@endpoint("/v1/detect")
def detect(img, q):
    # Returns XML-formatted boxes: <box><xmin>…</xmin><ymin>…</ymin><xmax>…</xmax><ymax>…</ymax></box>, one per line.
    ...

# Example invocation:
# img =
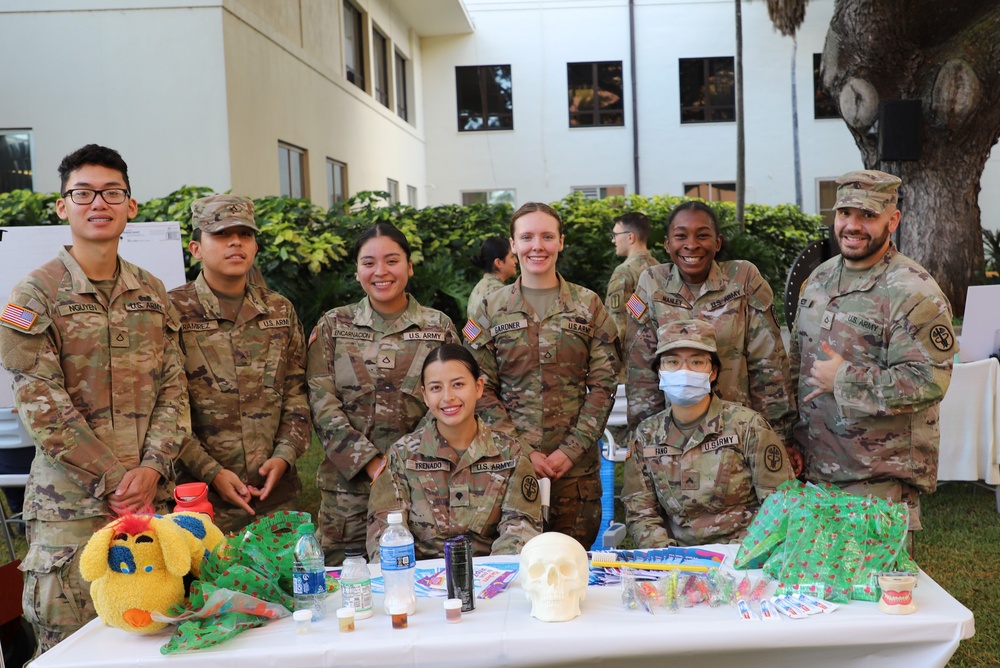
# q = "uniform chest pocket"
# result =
<box><xmin>464</xmin><ymin>470</ymin><xmax>508</xmax><ymax>534</ymax></box>
<box><xmin>335</xmin><ymin>338</ymin><xmax>379</xmax><ymax>404</ymax></box>
<box><xmin>553</xmin><ymin>318</ymin><xmax>593</xmax><ymax>365</ymax></box>
<box><xmin>261</xmin><ymin>325</ymin><xmax>291</xmax><ymax>391</ymax></box>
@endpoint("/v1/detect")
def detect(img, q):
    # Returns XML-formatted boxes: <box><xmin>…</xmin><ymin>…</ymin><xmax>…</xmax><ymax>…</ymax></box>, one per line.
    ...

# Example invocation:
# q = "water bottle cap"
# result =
<box><xmin>345</xmin><ymin>546</ymin><xmax>365</xmax><ymax>558</ymax></box>
<box><xmin>298</xmin><ymin>522</ymin><xmax>315</xmax><ymax>534</ymax></box>
<box><xmin>387</xmin><ymin>512</ymin><xmax>403</xmax><ymax>524</ymax></box>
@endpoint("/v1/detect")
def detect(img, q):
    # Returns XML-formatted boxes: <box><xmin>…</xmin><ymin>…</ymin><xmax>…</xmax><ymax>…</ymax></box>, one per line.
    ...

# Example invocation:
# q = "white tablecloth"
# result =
<box><xmin>28</xmin><ymin>545</ymin><xmax>974</xmax><ymax>668</ymax></box>
<box><xmin>938</xmin><ymin>358</ymin><xmax>1000</xmax><ymax>485</ymax></box>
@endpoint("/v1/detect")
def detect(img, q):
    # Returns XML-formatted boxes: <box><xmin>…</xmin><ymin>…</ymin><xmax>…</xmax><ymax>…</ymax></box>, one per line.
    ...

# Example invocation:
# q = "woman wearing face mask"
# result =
<box><xmin>366</xmin><ymin>344</ymin><xmax>542</xmax><ymax>560</ymax></box>
<box><xmin>622</xmin><ymin>319</ymin><xmax>793</xmax><ymax>547</ymax></box>
<box><xmin>625</xmin><ymin>201</ymin><xmax>801</xmax><ymax>474</ymax></box>
<box><xmin>307</xmin><ymin>223</ymin><xmax>460</xmax><ymax>566</ymax></box>
<box><xmin>468</xmin><ymin>236</ymin><xmax>518</xmax><ymax>320</ymax></box>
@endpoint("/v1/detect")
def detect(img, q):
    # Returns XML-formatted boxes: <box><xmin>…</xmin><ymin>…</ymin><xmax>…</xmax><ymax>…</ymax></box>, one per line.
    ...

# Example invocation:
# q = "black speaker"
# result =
<box><xmin>879</xmin><ymin>100</ymin><xmax>922</xmax><ymax>161</ymax></box>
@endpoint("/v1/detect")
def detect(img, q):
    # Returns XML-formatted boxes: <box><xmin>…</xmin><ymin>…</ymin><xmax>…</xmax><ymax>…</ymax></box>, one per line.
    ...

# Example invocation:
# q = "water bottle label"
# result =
<box><xmin>380</xmin><ymin>543</ymin><xmax>415</xmax><ymax>571</ymax></box>
<box><xmin>342</xmin><ymin>582</ymin><xmax>374</xmax><ymax>612</ymax></box>
<box><xmin>293</xmin><ymin>571</ymin><xmax>326</xmax><ymax>595</ymax></box>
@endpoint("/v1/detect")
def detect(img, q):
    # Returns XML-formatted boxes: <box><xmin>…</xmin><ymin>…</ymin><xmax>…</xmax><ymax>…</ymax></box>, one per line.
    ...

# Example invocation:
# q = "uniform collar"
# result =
<box><xmin>666</xmin><ymin>260</ymin><xmax>726</xmax><ymax>297</ymax></box>
<box><xmin>59</xmin><ymin>246</ymin><xmax>140</xmax><ymax>298</ymax></box>
<box><xmin>668</xmin><ymin>394</ymin><xmax>725</xmax><ymax>453</ymax></box>
<box><xmin>417</xmin><ymin>417</ymin><xmax>502</xmax><ymax>470</ymax></box>
<box><xmin>832</xmin><ymin>241</ymin><xmax>897</xmax><ymax>295</ymax></box>
<box><xmin>503</xmin><ymin>273</ymin><xmax>576</xmax><ymax>319</ymax></box>
<box><xmin>353</xmin><ymin>294</ymin><xmax>421</xmax><ymax>331</ymax></box>
<box><xmin>193</xmin><ymin>272</ymin><xmax>266</xmax><ymax>322</ymax></box>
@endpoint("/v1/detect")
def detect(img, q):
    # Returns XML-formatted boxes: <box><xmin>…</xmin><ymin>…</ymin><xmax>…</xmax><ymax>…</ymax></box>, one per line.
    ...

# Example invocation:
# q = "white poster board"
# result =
<box><xmin>0</xmin><ymin>222</ymin><xmax>187</xmax><ymax>406</ymax></box>
<box><xmin>959</xmin><ymin>284</ymin><xmax>1000</xmax><ymax>363</ymax></box>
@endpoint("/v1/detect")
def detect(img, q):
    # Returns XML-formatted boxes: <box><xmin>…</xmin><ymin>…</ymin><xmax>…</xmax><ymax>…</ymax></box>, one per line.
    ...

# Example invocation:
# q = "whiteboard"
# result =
<box><xmin>0</xmin><ymin>222</ymin><xmax>187</xmax><ymax>406</ymax></box>
<box><xmin>959</xmin><ymin>284</ymin><xmax>1000</xmax><ymax>363</ymax></box>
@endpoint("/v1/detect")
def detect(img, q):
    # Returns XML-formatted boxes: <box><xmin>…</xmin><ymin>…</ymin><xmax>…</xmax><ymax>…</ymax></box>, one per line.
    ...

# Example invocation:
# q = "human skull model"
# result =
<box><xmin>519</xmin><ymin>532</ymin><xmax>589</xmax><ymax>622</ymax></box>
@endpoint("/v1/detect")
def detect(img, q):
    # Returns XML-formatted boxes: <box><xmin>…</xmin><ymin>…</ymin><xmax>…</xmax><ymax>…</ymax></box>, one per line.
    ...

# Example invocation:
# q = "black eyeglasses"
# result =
<box><xmin>609</xmin><ymin>230</ymin><xmax>631</xmax><ymax>242</ymax></box>
<box><xmin>62</xmin><ymin>188</ymin><xmax>130</xmax><ymax>205</ymax></box>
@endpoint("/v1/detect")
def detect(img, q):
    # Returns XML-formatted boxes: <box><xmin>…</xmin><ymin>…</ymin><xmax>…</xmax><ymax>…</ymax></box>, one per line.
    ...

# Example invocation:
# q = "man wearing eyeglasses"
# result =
<box><xmin>605</xmin><ymin>212</ymin><xmax>658</xmax><ymax>345</ymax></box>
<box><xmin>0</xmin><ymin>144</ymin><xmax>189</xmax><ymax>652</ymax></box>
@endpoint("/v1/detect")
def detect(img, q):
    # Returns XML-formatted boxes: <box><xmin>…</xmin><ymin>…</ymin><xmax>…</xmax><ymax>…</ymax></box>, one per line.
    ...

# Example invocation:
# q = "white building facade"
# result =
<box><xmin>1</xmin><ymin>0</ymin><xmax>997</xmax><ymax>227</ymax></box>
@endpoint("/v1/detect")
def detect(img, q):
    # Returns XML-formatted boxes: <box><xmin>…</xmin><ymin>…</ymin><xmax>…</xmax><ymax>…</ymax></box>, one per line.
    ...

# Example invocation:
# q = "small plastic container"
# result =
<box><xmin>390</xmin><ymin>603</ymin><xmax>408</xmax><ymax>629</ymax></box>
<box><xmin>293</xmin><ymin>609</ymin><xmax>313</xmax><ymax>634</ymax></box>
<box><xmin>337</xmin><ymin>607</ymin><xmax>356</xmax><ymax>632</ymax></box>
<box><xmin>444</xmin><ymin>598</ymin><xmax>462</xmax><ymax>623</ymax></box>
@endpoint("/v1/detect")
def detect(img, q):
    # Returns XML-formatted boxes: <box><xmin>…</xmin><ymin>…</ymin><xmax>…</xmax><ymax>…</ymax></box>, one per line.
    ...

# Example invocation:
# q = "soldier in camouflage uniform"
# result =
<box><xmin>308</xmin><ymin>223</ymin><xmax>459</xmax><ymax>565</ymax></box>
<box><xmin>0</xmin><ymin>145</ymin><xmax>189</xmax><ymax>652</ymax></box>
<box><xmin>170</xmin><ymin>195</ymin><xmax>311</xmax><ymax>535</ymax></box>
<box><xmin>622</xmin><ymin>320</ymin><xmax>792</xmax><ymax>547</ymax></box>
<box><xmin>367</xmin><ymin>344</ymin><xmax>541</xmax><ymax>560</ymax></box>
<box><xmin>606</xmin><ymin>212</ymin><xmax>658</xmax><ymax>345</ymax></box>
<box><xmin>467</xmin><ymin>236</ymin><xmax>517</xmax><ymax>321</ymax></box>
<box><xmin>465</xmin><ymin>203</ymin><xmax>619</xmax><ymax>549</ymax></box>
<box><xmin>625</xmin><ymin>201</ymin><xmax>798</xmax><ymax>470</ymax></box>
<box><xmin>790</xmin><ymin>170</ymin><xmax>956</xmax><ymax>530</ymax></box>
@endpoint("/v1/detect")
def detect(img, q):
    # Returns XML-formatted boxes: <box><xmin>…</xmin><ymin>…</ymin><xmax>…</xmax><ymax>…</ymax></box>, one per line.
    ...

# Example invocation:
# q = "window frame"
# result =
<box><xmin>567</xmin><ymin>60</ymin><xmax>625</xmax><ymax>128</ymax></box>
<box><xmin>372</xmin><ymin>27</ymin><xmax>390</xmax><ymax>108</ymax></box>
<box><xmin>278</xmin><ymin>142</ymin><xmax>308</xmax><ymax>199</ymax></box>
<box><xmin>461</xmin><ymin>189</ymin><xmax>516</xmax><ymax>207</ymax></box>
<box><xmin>326</xmin><ymin>158</ymin><xmax>348</xmax><ymax>208</ymax></box>
<box><xmin>455</xmin><ymin>65</ymin><xmax>514</xmax><ymax>133</ymax></box>
<box><xmin>395</xmin><ymin>50</ymin><xmax>410</xmax><ymax>122</ymax></box>
<box><xmin>678</xmin><ymin>56</ymin><xmax>736</xmax><ymax>124</ymax></box>
<box><xmin>386</xmin><ymin>178</ymin><xmax>399</xmax><ymax>204</ymax></box>
<box><xmin>570</xmin><ymin>185</ymin><xmax>626</xmax><ymax>200</ymax></box>
<box><xmin>683</xmin><ymin>182</ymin><xmax>736</xmax><ymax>202</ymax></box>
<box><xmin>344</xmin><ymin>0</ymin><xmax>366</xmax><ymax>92</ymax></box>
<box><xmin>0</xmin><ymin>129</ymin><xmax>33</xmax><ymax>193</ymax></box>
<box><xmin>406</xmin><ymin>185</ymin><xmax>418</xmax><ymax>207</ymax></box>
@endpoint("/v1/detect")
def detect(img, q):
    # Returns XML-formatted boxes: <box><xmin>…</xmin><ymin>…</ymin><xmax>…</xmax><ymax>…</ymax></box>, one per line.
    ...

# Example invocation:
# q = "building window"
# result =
<box><xmin>813</xmin><ymin>54</ymin><xmax>839</xmax><ymax>119</ymax></box>
<box><xmin>407</xmin><ymin>185</ymin><xmax>418</xmax><ymax>206</ymax></box>
<box><xmin>571</xmin><ymin>185</ymin><xmax>626</xmax><ymax>199</ymax></box>
<box><xmin>395</xmin><ymin>51</ymin><xmax>410</xmax><ymax>122</ymax></box>
<box><xmin>679</xmin><ymin>57</ymin><xmax>735</xmax><ymax>123</ymax></box>
<box><xmin>326</xmin><ymin>158</ymin><xmax>348</xmax><ymax>207</ymax></box>
<box><xmin>387</xmin><ymin>178</ymin><xmax>399</xmax><ymax>204</ymax></box>
<box><xmin>461</xmin><ymin>189</ymin><xmax>516</xmax><ymax>207</ymax></box>
<box><xmin>0</xmin><ymin>131</ymin><xmax>32</xmax><ymax>192</ymax></box>
<box><xmin>278</xmin><ymin>142</ymin><xmax>307</xmax><ymax>198</ymax></box>
<box><xmin>684</xmin><ymin>182</ymin><xmax>736</xmax><ymax>202</ymax></box>
<box><xmin>344</xmin><ymin>1</ymin><xmax>365</xmax><ymax>91</ymax></box>
<box><xmin>817</xmin><ymin>178</ymin><xmax>838</xmax><ymax>227</ymax></box>
<box><xmin>567</xmin><ymin>61</ymin><xmax>624</xmax><ymax>127</ymax></box>
<box><xmin>373</xmin><ymin>28</ymin><xmax>389</xmax><ymax>108</ymax></box>
<box><xmin>456</xmin><ymin>65</ymin><xmax>513</xmax><ymax>132</ymax></box>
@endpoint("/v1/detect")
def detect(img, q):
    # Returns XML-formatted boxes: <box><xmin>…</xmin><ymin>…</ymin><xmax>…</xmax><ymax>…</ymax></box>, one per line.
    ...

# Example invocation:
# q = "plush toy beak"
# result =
<box><xmin>123</xmin><ymin>609</ymin><xmax>154</xmax><ymax>629</ymax></box>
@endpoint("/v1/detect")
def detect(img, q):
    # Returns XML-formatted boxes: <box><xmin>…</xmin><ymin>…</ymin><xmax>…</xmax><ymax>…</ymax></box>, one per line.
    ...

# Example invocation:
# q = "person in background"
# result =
<box><xmin>465</xmin><ymin>202</ymin><xmax>619</xmax><ymax>549</ymax></box>
<box><xmin>0</xmin><ymin>144</ymin><xmax>189</xmax><ymax>652</ymax></box>
<box><xmin>790</xmin><ymin>170</ymin><xmax>956</xmax><ymax>531</ymax></box>
<box><xmin>606</xmin><ymin>212</ymin><xmax>658</xmax><ymax>344</ymax></box>
<box><xmin>622</xmin><ymin>320</ymin><xmax>792</xmax><ymax>547</ymax></box>
<box><xmin>366</xmin><ymin>343</ymin><xmax>541</xmax><ymax>560</ymax></box>
<box><xmin>467</xmin><ymin>236</ymin><xmax>518</xmax><ymax>321</ymax></box>
<box><xmin>170</xmin><ymin>195</ymin><xmax>310</xmax><ymax>535</ymax></box>
<box><xmin>307</xmin><ymin>223</ymin><xmax>459</xmax><ymax>565</ymax></box>
<box><xmin>625</xmin><ymin>200</ymin><xmax>800</xmax><ymax>474</ymax></box>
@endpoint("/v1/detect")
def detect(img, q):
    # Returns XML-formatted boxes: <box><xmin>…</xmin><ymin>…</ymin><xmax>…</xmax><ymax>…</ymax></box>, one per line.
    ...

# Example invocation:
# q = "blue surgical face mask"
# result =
<box><xmin>658</xmin><ymin>369</ymin><xmax>712</xmax><ymax>406</ymax></box>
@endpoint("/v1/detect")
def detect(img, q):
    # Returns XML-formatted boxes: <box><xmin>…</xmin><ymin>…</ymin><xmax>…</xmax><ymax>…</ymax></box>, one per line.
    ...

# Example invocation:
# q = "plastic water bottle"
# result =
<box><xmin>379</xmin><ymin>512</ymin><xmax>416</xmax><ymax>616</ymax></box>
<box><xmin>341</xmin><ymin>547</ymin><xmax>374</xmax><ymax>619</ymax></box>
<box><xmin>292</xmin><ymin>522</ymin><xmax>327</xmax><ymax>620</ymax></box>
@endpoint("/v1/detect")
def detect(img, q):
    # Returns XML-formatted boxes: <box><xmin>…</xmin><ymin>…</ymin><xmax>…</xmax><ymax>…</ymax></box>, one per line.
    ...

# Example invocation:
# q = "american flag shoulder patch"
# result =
<box><xmin>463</xmin><ymin>318</ymin><xmax>483</xmax><ymax>342</ymax></box>
<box><xmin>307</xmin><ymin>325</ymin><xmax>319</xmax><ymax>346</ymax></box>
<box><xmin>1</xmin><ymin>302</ymin><xmax>38</xmax><ymax>330</ymax></box>
<box><xmin>626</xmin><ymin>293</ymin><xmax>647</xmax><ymax>321</ymax></box>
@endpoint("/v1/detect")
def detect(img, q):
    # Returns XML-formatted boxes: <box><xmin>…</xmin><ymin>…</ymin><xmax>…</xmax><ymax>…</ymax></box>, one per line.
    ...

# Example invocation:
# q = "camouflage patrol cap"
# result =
<box><xmin>655</xmin><ymin>319</ymin><xmax>717</xmax><ymax>356</ymax></box>
<box><xmin>191</xmin><ymin>194</ymin><xmax>259</xmax><ymax>233</ymax></box>
<box><xmin>834</xmin><ymin>170</ymin><xmax>902</xmax><ymax>215</ymax></box>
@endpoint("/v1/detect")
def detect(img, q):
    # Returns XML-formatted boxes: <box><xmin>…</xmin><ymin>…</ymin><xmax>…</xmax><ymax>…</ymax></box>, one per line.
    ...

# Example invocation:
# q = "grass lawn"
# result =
<box><xmin>2</xmin><ymin>444</ymin><xmax>995</xmax><ymax>666</ymax></box>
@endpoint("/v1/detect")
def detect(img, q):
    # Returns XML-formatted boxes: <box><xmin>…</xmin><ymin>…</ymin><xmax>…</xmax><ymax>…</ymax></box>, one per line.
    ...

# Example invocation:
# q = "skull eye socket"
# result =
<box><xmin>527</xmin><ymin>562</ymin><xmax>546</xmax><ymax>579</ymax></box>
<box><xmin>557</xmin><ymin>561</ymin><xmax>576</xmax><ymax>578</ymax></box>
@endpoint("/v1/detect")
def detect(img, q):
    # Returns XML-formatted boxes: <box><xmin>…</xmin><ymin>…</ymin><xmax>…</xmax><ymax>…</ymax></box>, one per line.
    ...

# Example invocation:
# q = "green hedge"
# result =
<box><xmin>0</xmin><ymin>188</ymin><xmax>826</xmax><ymax>330</ymax></box>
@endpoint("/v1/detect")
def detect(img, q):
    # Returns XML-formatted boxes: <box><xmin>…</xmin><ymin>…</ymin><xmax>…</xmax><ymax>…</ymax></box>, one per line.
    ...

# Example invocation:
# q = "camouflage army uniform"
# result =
<box><xmin>625</xmin><ymin>261</ymin><xmax>797</xmax><ymax>446</ymax></box>
<box><xmin>605</xmin><ymin>250</ymin><xmax>658</xmax><ymax>344</ymax></box>
<box><xmin>307</xmin><ymin>295</ymin><xmax>459</xmax><ymax>565</ymax></box>
<box><xmin>366</xmin><ymin>417</ymin><xmax>542</xmax><ymax>560</ymax></box>
<box><xmin>622</xmin><ymin>396</ymin><xmax>792</xmax><ymax>547</ymax></box>
<box><xmin>170</xmin><ymin>272</ymin><xmax>311</xmax><ymax>534</ymax></box>
<box><xmin>465</xmin><ymin>275</ymin><xmax>620</xmax><ymax>547</ymax></box>
<box><xmin>790</xmin><ymin>242</ymin><xmax>956</xmax><ymax>528</ymax></box>
<box><xmin>0</xmin><ymin>247</ymin><xmax>188</xmax><ymax>650</ymax></box>
<box><xmin>467</xmin><ymin>273</ymin><xmax>505</xmax><ymax>322</ymax></box>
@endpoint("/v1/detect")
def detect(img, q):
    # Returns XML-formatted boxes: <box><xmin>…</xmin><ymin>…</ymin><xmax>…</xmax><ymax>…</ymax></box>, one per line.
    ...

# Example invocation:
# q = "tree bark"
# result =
<box><xmin>820</xmin><ymin>0</ymin><xmax>1000</xmax><ymax>314</ymax></box>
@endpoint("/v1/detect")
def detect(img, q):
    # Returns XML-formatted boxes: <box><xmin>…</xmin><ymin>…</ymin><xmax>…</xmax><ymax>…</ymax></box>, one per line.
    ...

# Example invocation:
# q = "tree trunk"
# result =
<box><xmin>820</xmin><ymin>0</ymin><xmax>1000</xmax><ymax>315</ymax></box>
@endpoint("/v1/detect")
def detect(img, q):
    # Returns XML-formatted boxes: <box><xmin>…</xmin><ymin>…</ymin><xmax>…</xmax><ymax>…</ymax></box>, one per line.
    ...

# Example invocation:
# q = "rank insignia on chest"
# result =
<box><xmin>681</xmin><ymin>472</ymin><xmax>700</xmax><ymax>490</ymax></box>
<box><xmin>463</xmin><ymin>318</ymin><xmax>482</xmax><ymax>342</ymax></box>
<box><xmin>626</xmin><ymin>293</ymin><xmax>647</xmax><ymax>320</ymax></box>
<box><xmin>1</xmin><ymin>302</ymin><xmax>38</xmax><ymax>330</ymax></box>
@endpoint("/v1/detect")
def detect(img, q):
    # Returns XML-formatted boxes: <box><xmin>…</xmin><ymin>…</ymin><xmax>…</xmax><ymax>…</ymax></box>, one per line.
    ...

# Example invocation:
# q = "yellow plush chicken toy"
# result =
<box><xmin>79</xmin><ymin>511</ymin><xmax>225</xmax><ymax>633</ymax></box>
